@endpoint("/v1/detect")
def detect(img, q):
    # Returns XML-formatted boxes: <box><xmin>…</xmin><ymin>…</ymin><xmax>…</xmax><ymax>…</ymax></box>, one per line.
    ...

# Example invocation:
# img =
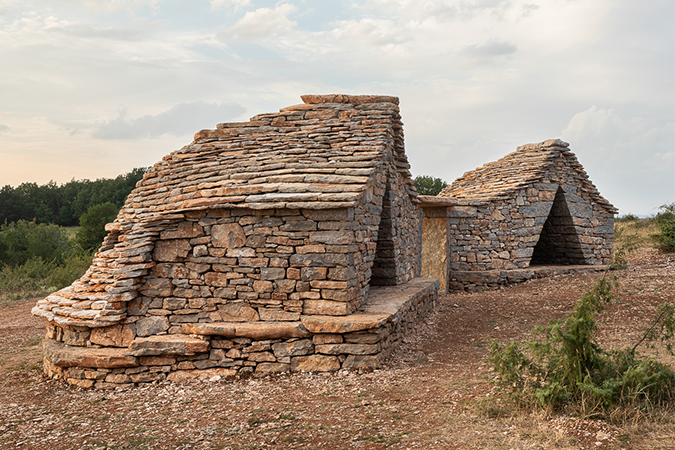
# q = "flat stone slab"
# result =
<box><xmin>452</xmin><ymin>265</ymin><xmax>608</xmax><ymax>284</ymax></box>
<box><xmin>129</xmin><ymin>335</ymin><xmax>210</xmax><ymax>356</ymax></box>
<box><xmin>301</xmin><ymin>278</ymin><xmax>439</xmax><ymax>333</ymax></box>
<box><xmin>44</xmin><ymin>340</ymin><xmax>138</xmax><ymax>369</ymax></box>
<box><xmin>182</xmin><ymin>322</ymin><xmax>310</xmax><ymax>339</ymax></box>
<box><xmin>359</xmin><ymin>278</ymin><xmax>439</xmax><ymax>315</ymax></box>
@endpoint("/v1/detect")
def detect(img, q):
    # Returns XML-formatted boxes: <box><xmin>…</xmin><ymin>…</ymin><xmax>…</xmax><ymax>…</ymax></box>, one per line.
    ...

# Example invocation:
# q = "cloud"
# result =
<box><xmin>73</xmin><ymin>0</ymin><xmax>158</xmax><ymax>14</ymax></box>
<box><xmin>461</xmin><ymin>39</ymin><xmax>517</xmax><ymax>58</ymax></box>
<box><xmin>218</xmin><ymin>3</ymin><xmax>297</xmax><ymax>41</ymax></box>
<box><xmin>45</xmin><ymin>23</ymin><xmax>146</xmax><ymax>41</ymax></box>
<box><xmin>0</xmin><ymin>124</ymin><xmax>9</xmax><ymax>132</ymax></box>
<box><xmin>92</xmin><ymin>101</ymin><xmax>246</xmax><ymax>140</ymax></box>
<box><xmin>330</xmin><ymin>18</ymin><xmax>403</xmax><ymax>46</ymax></box>
<box><xmin>560</xmin><ymin>105</ymin><xmax>675</xmax><ymax>213</ymax></box>
<box><xmin>210</xmin><ymin>0</ymin><xmax>251</xmax><ymax>11</ymax></box>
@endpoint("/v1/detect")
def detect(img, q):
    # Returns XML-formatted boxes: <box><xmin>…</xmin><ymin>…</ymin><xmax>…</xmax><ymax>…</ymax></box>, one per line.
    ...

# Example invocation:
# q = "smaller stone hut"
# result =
<box><xmin>435</xmin><ymin>139</ymin><xmax>617</xmax><ymax>291</ymax></box>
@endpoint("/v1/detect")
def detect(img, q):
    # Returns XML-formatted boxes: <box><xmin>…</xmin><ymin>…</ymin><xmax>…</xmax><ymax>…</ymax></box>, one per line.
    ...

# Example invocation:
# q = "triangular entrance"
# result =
<box><xmin>371</xmin><ymin>173</ymin><xmax>396</xmax><ymax>286</ymax></box>
<box><xmin>530</xmin><ymin>187</ymin><xmax>587</xmax><ymax>265</ymax></box>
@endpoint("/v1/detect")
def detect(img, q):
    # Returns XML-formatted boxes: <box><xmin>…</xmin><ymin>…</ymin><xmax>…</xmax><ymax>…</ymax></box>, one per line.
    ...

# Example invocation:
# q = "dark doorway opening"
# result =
<box><xmin>371</xmin><ymin>173</ymin><xmax>397</xmax><ymax>286</ymax></box>
<box><xmin>530</xmin><ymin>187</ymin><xmax>587</xmax><ymax>265</ymax></box>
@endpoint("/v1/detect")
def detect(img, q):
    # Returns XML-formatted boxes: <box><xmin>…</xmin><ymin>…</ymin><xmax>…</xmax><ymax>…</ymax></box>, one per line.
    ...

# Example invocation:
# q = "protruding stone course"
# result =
<box><xmin>40</xmin><ymin>278</ymin><xmax>438</xmax><ymax>388</ymax></box>
<box><xmin>431</xmin><ymin>139</ymin><xmax>616</xmax><ymax>292</ymax></box>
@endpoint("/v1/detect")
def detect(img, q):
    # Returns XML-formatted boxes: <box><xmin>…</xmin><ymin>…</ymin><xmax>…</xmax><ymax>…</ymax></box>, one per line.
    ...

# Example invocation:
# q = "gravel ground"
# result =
<box><xmin>0</xmin><ymin>248</ymin><xmax>673</xmax><ymax>450</ymax></box>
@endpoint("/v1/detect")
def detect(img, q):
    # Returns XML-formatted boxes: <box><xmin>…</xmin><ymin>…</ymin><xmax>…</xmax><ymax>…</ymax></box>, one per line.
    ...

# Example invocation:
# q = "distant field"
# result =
<box><xmin>64</xmin><ymin>226</ymin><xmax>80</xmax><ymax>239</ymax></box>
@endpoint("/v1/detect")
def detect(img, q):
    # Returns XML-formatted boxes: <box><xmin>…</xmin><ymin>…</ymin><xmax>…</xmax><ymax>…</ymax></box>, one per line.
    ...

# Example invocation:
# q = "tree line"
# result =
<box><xmin>0</xmin><ymin>168</ymin><xmax>146</xmax><ymax>226</ymax></box>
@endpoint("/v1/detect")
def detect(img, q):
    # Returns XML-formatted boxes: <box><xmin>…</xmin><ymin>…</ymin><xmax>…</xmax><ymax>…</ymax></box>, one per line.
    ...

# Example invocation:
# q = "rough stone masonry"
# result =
<box><xmin>32</xmin><ymin>96</ymin><xmax>616</xmax><ymax>388</ymax></box>
<box><xmin>32</xmin><ymin>94</ymin><xmax>439</xmax><ymax>388</ymax></box>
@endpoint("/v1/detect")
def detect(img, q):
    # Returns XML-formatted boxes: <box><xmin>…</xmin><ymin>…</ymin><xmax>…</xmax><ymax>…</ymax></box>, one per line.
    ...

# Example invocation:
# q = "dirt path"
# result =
<box><xmin>0</xmin><ymin>249</ymin><xmax>673</xmax><ymax>450</ymax></box>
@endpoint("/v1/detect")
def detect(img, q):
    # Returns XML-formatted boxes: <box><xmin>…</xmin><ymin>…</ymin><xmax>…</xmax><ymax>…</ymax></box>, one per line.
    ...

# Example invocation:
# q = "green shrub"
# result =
<box><xmin>489</xmin><ymin>276</ymin><xmax>675</xmax><ymax>417</ymax></box>
<box><xmin>0</xmin><ymin>220</ymin><xmax>74</xmax><ymax>266</ymax></box>
<box><xmin>413</xmin><ymin>175</ymin><xmax>448</xmax><ymax>196</ymax></box>
<box><xmin>0</xmin><ymin>221</ymin><xmax>92</xmax><ymax>301</ymax></box>
<box><xmin>652</xmin><ymin>202</ymin><xmax>675</xmax><ymax>252</ymax></box>
<box><xmin>616</xmin><ymin>213</ymin><xmax>640</xmax><ymax>222</ymax></box>
<box><xmin>76</xmin><ymin>202</ymin><xmax>120</xmax><ymax>252</ymax></box>
<box><xmin>0</xmin><ymin>254</ymin><xmax>92</xmax><ymax>301</ymax></box>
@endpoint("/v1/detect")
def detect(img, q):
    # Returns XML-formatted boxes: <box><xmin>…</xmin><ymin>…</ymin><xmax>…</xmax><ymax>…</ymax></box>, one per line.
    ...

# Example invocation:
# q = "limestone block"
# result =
<box><xmin>253</xmin><ymin>280</ymin><xmax>273</xmax><ymax>293</ymax></box>
<box><xmin>182</xmin><ymin>322</ymin><xmax>310</xmax><ymax>339</ymax></box>
<box><xmin>135</xmin><ymin>316</ymin><xmax>170</xmax><ymax>337</ymax></box>
<box><xmin>296</xmin><ymin>244</ymin><xmax>326</xmax><ymax>254</ymax></box>
<box><xmin>301</xmin><ymin>314</ymin><xmax>387</xmax><ymax>334</ymax></box>
<box><xmin>260</xmin><ymin>267</ymin><xmax>286</xmax><ymax>280</ymax></box>
<box><xmin>193</xmin><ymin>245</ymin><xmax>208</xmax><ymax>257</ymax></box>
<box><xmin>448</xmin><ymin>206</ymin><xmax>477</xmax><ymax>218</ymax></box>
<box><xmin>160</xmin><ymin>222</ymin><xmax>204</xmax><ymax>239</ymax></box>
<box><xmin>44</xmin><ymin>340</ymin><xmax>138</xmax><ymax>369</ymax></box>
<box><xmin>272</xmin><ymin>339</ymin><xmax>314</xmax><ymax>358</ymax></box>
<box><xmin>343</xmin><ymin>332</ymin><xmax>381</xmax><ymax>344</ymax></box>
<box><xmin>163</xmin><ymin>298</ymin><xmax>187</xmax><ymax>310</ymax></box>
<box><xmin>258</xmin><ymin>308</ymin><xmax>300</xmax><ymax>321</ymax></box>
<box><xmin>226</xmin><ymin>247</ymin><xmax>256</xmax><ymax>258</ymax></box>
<box><xmin>63</xmin><ymin>327</ymin><xmax>91</xmax><ymax>347</ymax></box>
<box><xmin>154</xmin><ymin>240</ymin><xmax>191</xmax><ymax>262</ymax></box>
<box><xmin>139</xmin><ymin>278</ymin><xmax>173</xmax><ymax>297</ymax></box>
<box><xmin>105</xmin><ymin>373</ymin><xmax>131</xmax><ymax>384</ymax></box>
<box><xmin>247</xmin><ymin>352</ymin><xmax>276</xmax><ymax>362</ymax></box>
<box><xmin>301</xmin><ymin>267</ymin><xmax>327</xmax><ymax>281</ymax></box>
<box><xmin>291</xmin><ymin>355</ymin><xmax>340</xmax><ymax>372</ymax></box>
<box><xmin>312</xmin><ymin>334</ymin><xmax>343</xmax><ymax>345</ymax></box>
<box><xmin>290</xmin><ymin>253</ymin><xmax>349</xmax><ymax>267</ymax></box>
<box><xmin>217</xmin><ymin>303</ymin><xmax>259</xmax><ymax>322</ymax></box>
<box><xmin>309</xmin><ymin>231</ymin><xmax>352</xmax><ymax>245</ymax></box>
<box><xmin>274</xmin><ymin>279</ymin><xmax>296</xmax><ymax>294</ymax></box>
<box><xmin>90</xmin><ymin>324</ymin><xmax>135</xmax><ymax>347</ymax></box>
<box><xmin>315</xmin><ymin>343</ymin><xmax>379</xmax><ymax>355</ymax></box>
<box><xmin>130</xmin><ymin>372</ymin><xmax>165</xmax><ymax>383</ymax></box>
<box><xmin>212</xmin><ymin>224</ymin><xmax>246</xmax><ymax>248</ymax></box>
<box><xmin>303</xmin><ymin>300</ymin><xmax>350</xmax><ymax>316</ymax></box>
<box><xmin>139</xmin><ymin>356</ymin><xmax>176</xmax><ymax>365</ymax></box>
<box><xmin>129</xmin><ymin>334</ymin><xmax>209</xmax><ymax>356</ymax></box>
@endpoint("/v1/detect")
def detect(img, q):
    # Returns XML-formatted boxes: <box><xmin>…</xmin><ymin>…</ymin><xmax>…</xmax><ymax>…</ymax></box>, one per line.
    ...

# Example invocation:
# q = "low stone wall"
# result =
<box><xmin>448</xmin><ymin>265</ymin><xmax>608</xmax><ymax>292</ymax></box>
<box><xmin>41</xmin><ymin>278</ymin><xmax>438</xmax><ymax>388</ymax></box>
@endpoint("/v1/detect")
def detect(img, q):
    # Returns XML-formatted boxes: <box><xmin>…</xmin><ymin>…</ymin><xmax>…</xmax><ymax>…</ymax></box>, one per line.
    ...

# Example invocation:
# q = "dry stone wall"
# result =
<box><xmin>32</xmin><ymin>94</ymin><xmax>434</xmax><ymax>387</ymax></box>
<box><xmin>41</xmin><ymin>280</ymin><xmax>438</xmax><ymax>388</ymax></box>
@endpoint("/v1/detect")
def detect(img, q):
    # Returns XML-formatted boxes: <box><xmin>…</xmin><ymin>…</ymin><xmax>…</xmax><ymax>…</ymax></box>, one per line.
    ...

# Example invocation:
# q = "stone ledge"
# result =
<box><xmin>44</xmin><ymin>340</ymin><xmax>138</xmax><ymax>369</ymax></box>
<box><xmin>300</xmin><ymin>278</ymin><xmax>439</xmax><ymax>333</ymax></box>
<box><xmin>182</xmin><ymin>322</ymin><xmax>311</xmax><ymax>339</ymax></box>
<box><xmin>449</xmin><ymin>265</ymin><xmax>608</xmax><ymax>291</ymax></box>
<box><xmin>129</xmin><ymin>335</ymin><xmax>210</xmax><ymax>356</ymax></box>
<box><xmin>41</xmin><ymin>277</ymin><xmax>439</xmax><ymax>386</ymax></box>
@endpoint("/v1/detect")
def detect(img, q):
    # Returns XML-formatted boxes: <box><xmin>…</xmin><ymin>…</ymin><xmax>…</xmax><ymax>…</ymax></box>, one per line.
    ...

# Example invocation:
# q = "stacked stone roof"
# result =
<box><xmin>32</xmin><ymin>94</ymin><xmax>416</xmax><ymax>329</ymax></box>
<box><xmin>439</xmin><ymin>139</ymin><xmax>618</xmax><ymax>214</ymax></box>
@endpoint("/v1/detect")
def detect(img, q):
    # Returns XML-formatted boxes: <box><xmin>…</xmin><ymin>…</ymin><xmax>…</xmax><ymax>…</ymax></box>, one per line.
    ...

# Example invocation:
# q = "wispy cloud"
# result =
<box><xmin>92</xmin><ymin>101</ymin><xmax>246</xmax><ymax>140</ymax></box>
<box><xmin>210</xmin><ymin>0</ymin><xmax>251</xmax><ymax>11</ymax></box>
<box><xmin>218</xmin><ymin>3</ymin><xmax>297</xmax><ymax>41</ymax></box>
<box><xmin>45</xmin><ymin>23</ymin><xmax>147</xmax><ymax>41</ymax></box>
<box><xmin>461</xmin><ymin>39</ymin><xmax>517</xmax><ymax>58</ymax></box>
<box><xmin>0</xmin><ymin>124</ymin><xmax>9</xmax><ymax>132</ymax></box>
<box><xmin>73</xmin><ymin>0</ymin><xmax>159</xmax><ymax>14</ymax></box>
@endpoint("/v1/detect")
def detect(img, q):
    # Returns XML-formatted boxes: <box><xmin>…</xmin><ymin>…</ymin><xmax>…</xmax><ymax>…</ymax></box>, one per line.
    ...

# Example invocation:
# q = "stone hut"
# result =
<box><xmin>435</xmin><ymin>139</ymin><xmax>617</xmax><ymax>292</ymax></box>
<box><xmin>32</xmin><ymin>94</ymin><xmax>439</xmax><ymax>388</ymax></box>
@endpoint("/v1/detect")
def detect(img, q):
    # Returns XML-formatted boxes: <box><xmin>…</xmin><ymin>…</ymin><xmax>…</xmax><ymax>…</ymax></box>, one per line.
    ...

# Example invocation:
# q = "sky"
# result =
<box><xmin>0</xmin><ymin>0</ymin><xmax>673</xmax><ymax>216</ymax></box>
